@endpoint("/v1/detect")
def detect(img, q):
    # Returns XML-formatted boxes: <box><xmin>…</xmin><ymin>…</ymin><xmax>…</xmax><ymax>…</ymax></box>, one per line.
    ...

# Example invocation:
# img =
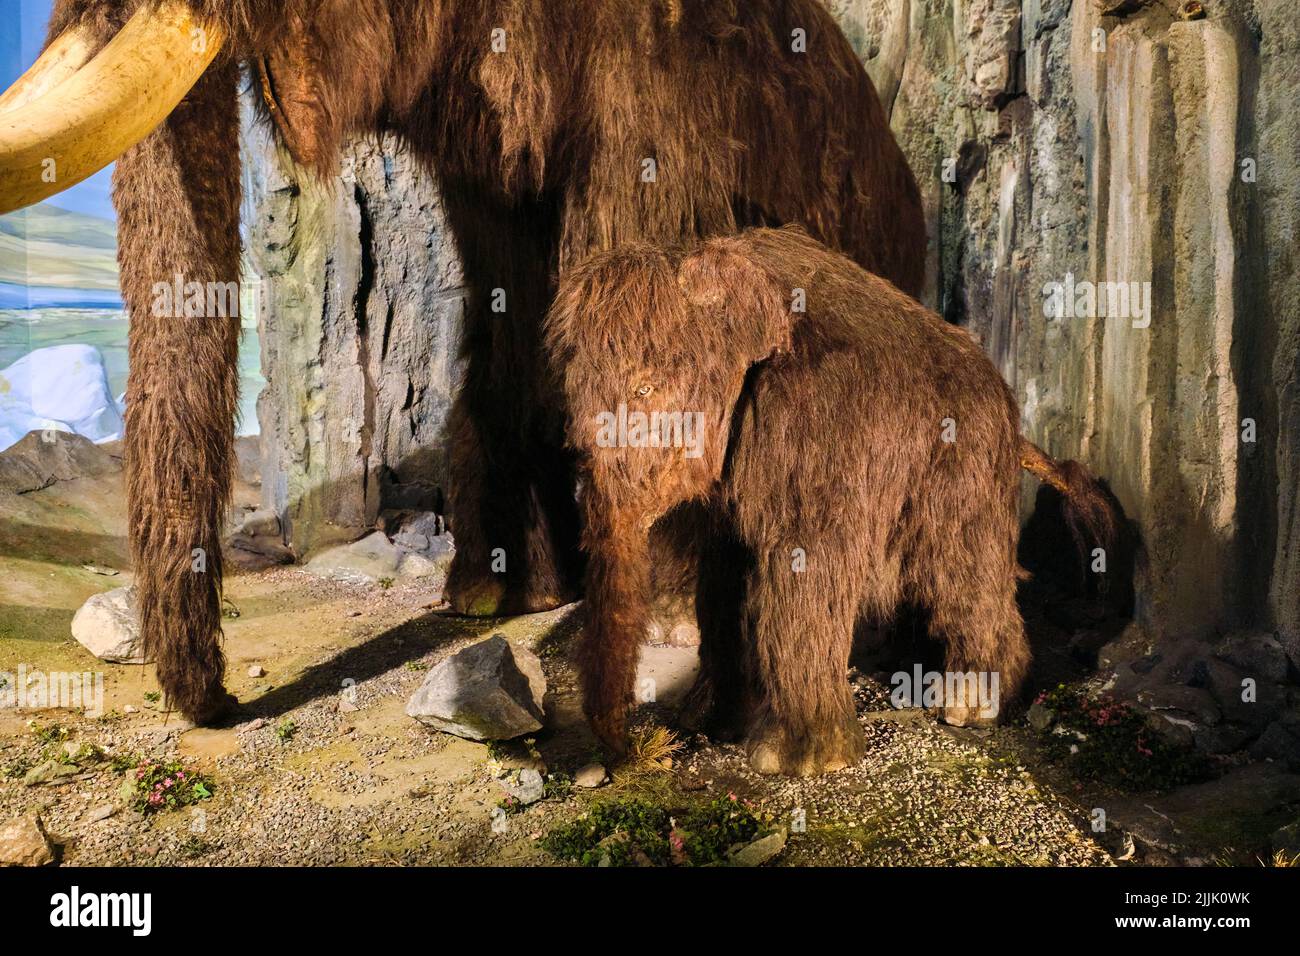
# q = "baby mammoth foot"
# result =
<box><xmin>939</xmin><ymin>704</ymin><xmax>1000</xmax><ymax>729</ymax></box>
<box><xmin>645</xmin><ymin>617</ymin><xmax>701</xmax><ymax>647</ymax></box>
<box><xmin>745</xmin><ymin>718</ymin><xmax>865</xmax><ymax>777</ymax></box>
<box><xmin>643</xmin><ymin>593</ymin><xmax>701</xmax><ymax>647</ymax></box>
<box><xmin>444</xmin><ymin>569</ymin><xmax>508</xmax><ymax>616</ymax></box>
<box><xmin>677</xmin><ymin>677</ymin><xmax>745</xmax><ymax>742</ymax></box>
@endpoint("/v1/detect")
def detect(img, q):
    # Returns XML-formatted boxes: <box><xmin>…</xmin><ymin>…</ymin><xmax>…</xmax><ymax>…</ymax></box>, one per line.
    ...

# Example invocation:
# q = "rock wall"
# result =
<box><xmin>241</xmin><ymin>2</ymin><xmax>1300</xmax><ymax>664</ymax></box>
<box><xmin>835</xmin><ymin>0</ymin><xmax>1299</xmax><ymax>664</ymax></box>
<box><xmin>240</xmin><ymin>109</ymin><xmax>466</xmax><ymax>553</ymax></box>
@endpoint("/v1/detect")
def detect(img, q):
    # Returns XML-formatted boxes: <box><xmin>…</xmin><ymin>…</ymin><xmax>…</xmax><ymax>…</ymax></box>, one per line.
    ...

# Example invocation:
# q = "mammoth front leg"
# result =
<box><xmin>115</xmin><ymin>58</ymin><xmax>243</xmax><ymax>723</ymax></box>
<box><xmin>439</xmin><ymin>184</ymin><xmax>584</xmax><ymax>616</ymax></box>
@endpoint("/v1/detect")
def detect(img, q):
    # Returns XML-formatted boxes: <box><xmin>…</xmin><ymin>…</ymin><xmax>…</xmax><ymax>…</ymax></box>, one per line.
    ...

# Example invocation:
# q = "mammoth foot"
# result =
<box><xmin>186</xmin><ymin>687</ymin><xmax>240</xmax><ymax>727</ymax></box>
<box><xmin>745</xmin><ymin>718</ymin><xmax>865</xmax><ymax>777</ymax></box>
<box><xmin>587</xmin><ymin>708</ymin><xmax>629</xmax><ymax>762</ymax></box>
<box><xmin>444</xmin><ymin>564</ymin><xmax>574</xmax><ymax>617</ymax></box>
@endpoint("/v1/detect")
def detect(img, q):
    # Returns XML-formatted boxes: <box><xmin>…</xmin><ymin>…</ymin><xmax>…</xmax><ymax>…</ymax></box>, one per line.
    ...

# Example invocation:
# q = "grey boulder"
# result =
<box><xmin>71</xmin><ymin>586</ymin><xmax>147</xmax><ymax>663</ymax></box>
<box><xmin>406</xmin><ymin>635</ymin><xmax>546</xmax><ymax>740</ymax></box>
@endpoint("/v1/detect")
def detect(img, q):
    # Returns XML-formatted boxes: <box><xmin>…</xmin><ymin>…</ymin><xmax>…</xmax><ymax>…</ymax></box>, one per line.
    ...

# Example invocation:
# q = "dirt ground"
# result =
<box><xmin>2</xmin><ymin>436</ymin><xmax>1298</xmax><ymax>867</ymax></box>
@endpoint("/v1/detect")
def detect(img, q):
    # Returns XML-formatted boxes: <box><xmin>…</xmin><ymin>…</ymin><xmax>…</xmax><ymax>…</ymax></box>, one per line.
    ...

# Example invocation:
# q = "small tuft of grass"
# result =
<box><xmin>178</xmin><ymin>835</ymin><xmax>217</xmax><ymax>859</ymax></box>
<box><xmin>275</xmin><ymin>719</ymin><xmax>298</xmax><ymax>743</ymax></box>
<box><xmin>544</xmin><ymin>772</ymin><xmax>573</xmax><ymax>801</ymax></box>
<box><xmin>58</xmin><ymin>742</ymin><xmax>104</xmax><ymax>767</ymax></box>
<box><xmin>3</xmin><ymin>756</ymin><xmax>33</xmax><ymax>779</ymax></box>
<box><xmin>31</xmin><ymin>722</ymin><xmax>69</xmax><ymax>746</ymax></box>
<box><xmin>627</xmin><ymin>724</ymin><xmax>684</xmax><ymax>772</ymax></box>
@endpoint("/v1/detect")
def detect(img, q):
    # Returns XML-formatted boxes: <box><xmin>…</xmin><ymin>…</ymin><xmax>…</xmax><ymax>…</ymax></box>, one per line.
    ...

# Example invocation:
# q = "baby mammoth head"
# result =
<box><xmin>545</xmin><ymin>237</ymin><xmax>795</xmax><ymax>525</ymax></box>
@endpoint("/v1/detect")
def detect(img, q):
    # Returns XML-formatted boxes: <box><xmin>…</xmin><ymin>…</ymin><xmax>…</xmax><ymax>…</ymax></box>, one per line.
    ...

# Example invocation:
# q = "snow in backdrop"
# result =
<box><xmin>0</xmin><ymin>0</ymin><xmax>262</xmax><ymax>452</ymax></box>
<box><xmin>0</xmin><ymin>343</ymin><xmax>124</xmax><ymax>448</ymax></box>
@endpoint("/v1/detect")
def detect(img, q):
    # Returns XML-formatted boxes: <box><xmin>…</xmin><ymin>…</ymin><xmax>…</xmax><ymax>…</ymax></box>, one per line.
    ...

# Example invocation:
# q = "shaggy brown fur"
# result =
<box><xmin>45</xmin><ymin>0</ymin><xmax>924</xmax><ymax>721</ymax></box>
<box><xmin>545</xmin><ymin>227</ymin><xmax>1119</xmax><ymax>776</ymax></box>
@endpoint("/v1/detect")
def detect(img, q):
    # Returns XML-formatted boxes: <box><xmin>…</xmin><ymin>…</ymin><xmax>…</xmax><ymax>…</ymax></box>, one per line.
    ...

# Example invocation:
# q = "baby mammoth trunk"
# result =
<box><xmin>116</xmin><ymin>58</ymin><xmax>244</xmax><ymax>723</ymax></box>
<box><xmin>1019</xmin><ymin>438</ymin><xmax>1125</xmax><ymax>587</ymax></box>
<box><xmin>578</xmin><ymin>498</ymin><xmax>653</xmax><ymax>759</ymax></box>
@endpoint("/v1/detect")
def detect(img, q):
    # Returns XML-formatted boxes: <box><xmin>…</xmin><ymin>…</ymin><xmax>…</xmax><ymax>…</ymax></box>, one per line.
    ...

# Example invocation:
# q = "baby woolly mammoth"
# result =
<box><xmin>545</xmin><ymin>227</ymin><xmax>1121</xmax><ymax>776</ymax></box>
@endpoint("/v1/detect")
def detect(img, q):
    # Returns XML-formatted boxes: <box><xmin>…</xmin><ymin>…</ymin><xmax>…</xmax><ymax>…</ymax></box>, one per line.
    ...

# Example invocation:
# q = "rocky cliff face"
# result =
<box><xmin>240</xmin><ymin>1</ymin><xmax>1300</xmax><ymax>665</ymax></box>
<box><xmin>240</xmin><ymin>114</ymin><xmax>466</xmax><ymax>552</ymax></box>
<box><xmin>835</xmin><ymin>0</ymin><xmax>1299</xmax><ymax>663</ymax></box>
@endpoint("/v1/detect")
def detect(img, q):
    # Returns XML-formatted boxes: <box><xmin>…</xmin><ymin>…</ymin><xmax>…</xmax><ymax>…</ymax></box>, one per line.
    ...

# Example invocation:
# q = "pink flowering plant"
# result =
<box><xmin>1034</xmin><ymin>683</ymin><xmax>1208</xmax><ymax>792</ymax></box>
<box><xmin>121</xmin><ymin>757</ymin><xmax>214</xmax><ymax>815</ymax></box>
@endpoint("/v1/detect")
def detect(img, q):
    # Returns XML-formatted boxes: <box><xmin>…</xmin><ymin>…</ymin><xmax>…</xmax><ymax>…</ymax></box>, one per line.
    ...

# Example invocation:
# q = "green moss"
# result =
<box><xmin>541</xmin><ymin>794</ymin><xmax>773</xmax><ymax>867</ymax></box>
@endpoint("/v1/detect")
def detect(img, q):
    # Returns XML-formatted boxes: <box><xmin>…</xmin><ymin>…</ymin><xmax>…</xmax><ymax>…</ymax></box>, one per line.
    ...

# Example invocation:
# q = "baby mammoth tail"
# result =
<box><xmin>1018</xmin><ymin>438</ymin><xmax>1122</xmax><ymax>579</ymax></box>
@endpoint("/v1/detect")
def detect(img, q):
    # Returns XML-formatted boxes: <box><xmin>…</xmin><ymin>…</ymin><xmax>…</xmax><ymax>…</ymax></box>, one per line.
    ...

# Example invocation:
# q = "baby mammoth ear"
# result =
<box><xmin>677</xmin><ymin>244</ymin><xmax>793</xmax><ymax>364</ymax></box>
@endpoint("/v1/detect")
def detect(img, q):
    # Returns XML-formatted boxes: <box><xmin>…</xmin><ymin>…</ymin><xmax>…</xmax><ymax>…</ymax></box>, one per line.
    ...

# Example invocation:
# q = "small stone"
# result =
<box><xmin>393</xmin><ymin>530</ymin><xmax>430</xmax><ymax>552</ymax></box>
<box><xmin>0</xmin><ymin>814</ymin><xmax>56</xmax><ymax>866</ymax></box>
<box><xmin>574</xmin><ymin>763</ymin><xmax>608</xmax><ymax>788</ymax></box>
<box><xmin>1216</xmin><ymin>631</ymin><xmax>1290</xmax><ymax>684</ymax></box>
<box><xmin>240</xmin><ymin>509</ymin><xmax>281</xmax><ymax>538</ymax></box>
<box><xmin>245</xmin><ymin>717</ymin><xmax>266</xmax><ymax>731</ymax></box>
<box><xmin>498</xmin><ymin>767</ymin><xmax>545</xmax><ymax>806</ymax></box>
<box><xmin>1130</xmin><ymin>654</ymin><xmax>1162</xmax><ymax>675</ymax></box>
<box><xmin>305</xmin><ymin>531</ymin><xmax>402</xmax><ymax>582</ymax></box>
<box><xmin>1193</xmin><ymin>722</ymin><xmax>1254</xmax><ymax>755</ymax></box>
<box><xmin>726</xmin><ymin>827</ymin><xmax>787</xmax><ymax>867</ymax></box>
<box><xmin>1026</xmin><ymin>701</ymin><xmax>1055</xmax><ymax>732</ymax></box>
<box><xmin>338</xmin><ymin>699</ymin><xmax>359</xmax><ymax>713</ymax></box>
<box><xmin>247</xmin><ymin>665</ymin><xmax>266</xmax><ymax>678</ymax></box>
<box><xmin>22</xmin><ymin>759</ymin><xmax>79</xmax><ymax>787</ymax></box>
<box><xmin>71</xmin><ymin>586</ymin><xmax>147</xmax><ymax>663</ymax></box>
<box><xmin>123</xmin><ymin>705</ymin><xmax>138</xmax><ymax>714</ymax></box>
<box><xmin>1272</xmin><ymin>819</ymin><xmax>1300</xmax><ymax>859</ymax></box>
<box><xmin>396</xmin><ymin>552</ymin><xmax>441</xmax><ymax>578</ymax></box>
<box><xmin>1249</xmin><ymin>717</ymin><xmax>1300</xmax><ymax>770</ymax></box>
<box><xmin>87</xmin><ymin>805</ymin><xmax>116</xmax><ymax>823</ymax></box>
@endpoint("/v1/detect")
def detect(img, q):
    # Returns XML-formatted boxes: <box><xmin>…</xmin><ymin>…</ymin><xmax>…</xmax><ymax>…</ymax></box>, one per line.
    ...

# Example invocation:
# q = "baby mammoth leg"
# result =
<box><xmin>644</xmin><ymin>503</ymin><xmax>704</xmax><ymax>647</ymax></box>
<box><xmin>743</xmin><ymin>561</ymin><xmax>864</xmax><ymax>776</ymax></box>
<box><xmin>679</xmin><ymin>521</ymin><xmax>751</xmax><ymax>740</ymax></box>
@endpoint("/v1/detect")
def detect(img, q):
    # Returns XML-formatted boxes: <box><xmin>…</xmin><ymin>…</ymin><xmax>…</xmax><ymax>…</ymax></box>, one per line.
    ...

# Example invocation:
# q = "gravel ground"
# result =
<box><xmin>0</xmin><ymin>569</ymin><xmax>1117</xmax><ymax>867</ymax></box>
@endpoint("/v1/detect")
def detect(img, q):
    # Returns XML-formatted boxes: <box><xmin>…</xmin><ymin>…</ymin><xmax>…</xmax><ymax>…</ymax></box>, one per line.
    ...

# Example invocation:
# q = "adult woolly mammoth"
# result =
<box><xmin>0</xmin><ymin>0</ymin><xmax>925</xmax><ymax>723</ymax></box>
<box><xmin>545</xmin><ymin>228</ymin><xmax>1120</xmax><ymax>775</ymax></box>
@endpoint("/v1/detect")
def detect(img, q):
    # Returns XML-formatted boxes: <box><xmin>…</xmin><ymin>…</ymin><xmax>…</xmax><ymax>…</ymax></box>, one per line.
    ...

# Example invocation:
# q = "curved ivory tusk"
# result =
<box><xmin>0</xmin><ymin>28</ymin><xmax>94</xmax><ymax>115</ymax></box>
<box><xmin>0</xmin><ymin>2</ymin><xmax>223</xmax><ymax>215</ymax></box>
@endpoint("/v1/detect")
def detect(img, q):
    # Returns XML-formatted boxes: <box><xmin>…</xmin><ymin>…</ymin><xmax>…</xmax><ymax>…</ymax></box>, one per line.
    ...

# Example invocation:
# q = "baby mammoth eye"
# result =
<box><xmin>635</xmin><ymin>384</ymin><xmax>654</xmax><ymax>397</ymax></box>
